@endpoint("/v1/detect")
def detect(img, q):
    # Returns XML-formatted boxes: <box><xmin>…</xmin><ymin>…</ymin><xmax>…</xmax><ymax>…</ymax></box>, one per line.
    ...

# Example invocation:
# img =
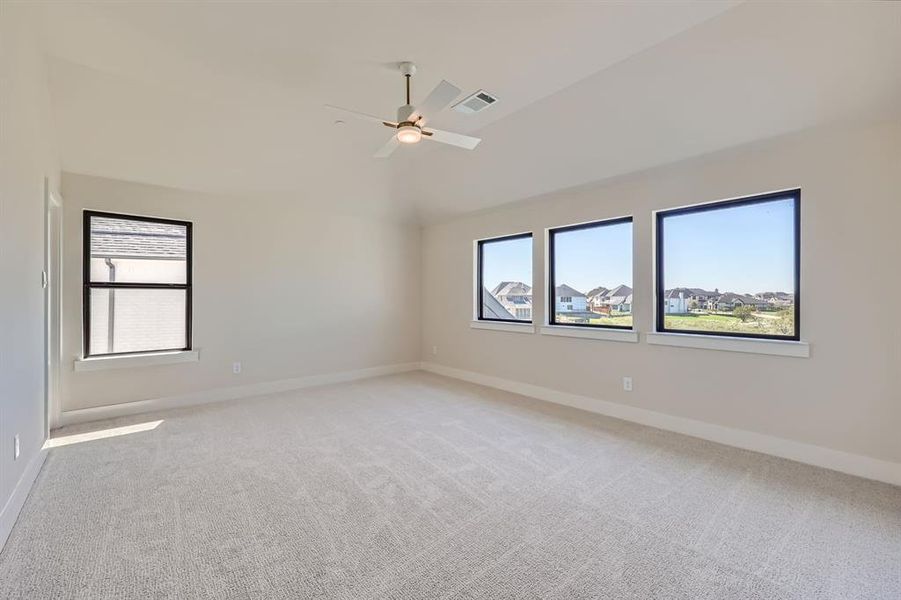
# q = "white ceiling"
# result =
<box><xmin>35</xmin><ymin>1</ymin><xmax>901</xmax><ymax>222</ymax></box>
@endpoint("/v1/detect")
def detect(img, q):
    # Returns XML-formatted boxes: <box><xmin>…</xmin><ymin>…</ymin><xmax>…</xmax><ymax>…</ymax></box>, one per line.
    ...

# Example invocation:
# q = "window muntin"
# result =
<box><xmin>83</xmin><ymin>211</ymin><xmax>192</xmax><ymax>357</ymax></box>
<box><xmin>655</xmin><ymin>190</ymin><xmax>799</xmax><ymax>340</ymax></box>
<box><xmin>548</xmin><ymin>217</ymin><xmax>633</xmax><ymax>329</ymax></box>
<box><xmin>477</xmin><ymin>233</ymin><xmax>533</xmax><ymax>323</ymax></box>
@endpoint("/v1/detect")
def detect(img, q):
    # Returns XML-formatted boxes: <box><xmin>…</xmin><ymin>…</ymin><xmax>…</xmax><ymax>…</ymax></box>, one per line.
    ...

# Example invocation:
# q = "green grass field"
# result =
<box><xmin>663</xmin><ymin>310</ymin><xmax>794</xmax><ymax>335</ymax></box>
<box><xmin>588</xmin><ymin>309</ymin><xmax>794</xmax><ymax>336</ymax></box>
<box><xmin>589</xmin><ymin>315</ymin><xmax>633</xmax><ymax>326</ymax></box>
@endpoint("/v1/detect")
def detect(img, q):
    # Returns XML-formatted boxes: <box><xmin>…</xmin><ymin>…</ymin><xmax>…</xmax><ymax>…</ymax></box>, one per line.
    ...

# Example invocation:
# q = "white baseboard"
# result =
<box><xmin>59</xmin><ymin>362</ymin><xmax>421</xmax><ymax>427</ymax></box>
<box><xmin>420</xmin><ymin>362</ymin><xmax>901</xmax><ymax>487</ymax></box>
<box><xmin>0</xmin><ymin>448</ymin><xmax>47</xmax><ymax>551</ymax></box>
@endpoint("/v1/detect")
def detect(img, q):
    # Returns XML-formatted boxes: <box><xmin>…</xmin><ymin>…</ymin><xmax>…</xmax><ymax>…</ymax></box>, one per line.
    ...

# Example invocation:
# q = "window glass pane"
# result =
<box><xmin>89</xmin><ymin>216</ymin><xmax>187</xmax><ymax>284</ymax></box>
<box><xmin>480</xmin><ymin>236</ymin><xmax>532</xmax><ymax>321</ymax></box>
<box><xmin>660</xmin><ymin>195</ymin><xmax>797</xmax><ymax>338</ymax></box>
<box><xmin>90</xmin><ymin>288</ymin><xmax>186</xmax><ymax>354</ymax></box>
<box><xmin>552</xmin><ymin>220</ymin><xmax>632</xmax><ymax>327</ymax></box>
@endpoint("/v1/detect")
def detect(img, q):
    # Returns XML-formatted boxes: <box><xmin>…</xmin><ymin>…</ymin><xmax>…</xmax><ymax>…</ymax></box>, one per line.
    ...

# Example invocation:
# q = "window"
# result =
<box><xmin>655</xmin><ymin>189</ymin><xmax>799</xmax><ymax>340</ymax></box>
<box><xmin>548</xmin><ymin>217</ymin><xmax>633</xmax><ymax>328</ymax></box>
<box><xmin>83</xmin><ymin>211</ymin><xmax>192</xmax><ymax>357</ymax></box>
<box><xmin>477</xmin><ymin>233</ymin><xmax>533</xmax><ymax>322</ymax></box>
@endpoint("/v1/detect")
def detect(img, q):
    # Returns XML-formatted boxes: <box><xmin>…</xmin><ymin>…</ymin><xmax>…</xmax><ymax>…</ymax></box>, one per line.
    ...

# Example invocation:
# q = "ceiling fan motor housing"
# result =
<box><xmin>396</xmin><ymin>104</ymin><xmax>416</xmax><ymax>124</ymax></box>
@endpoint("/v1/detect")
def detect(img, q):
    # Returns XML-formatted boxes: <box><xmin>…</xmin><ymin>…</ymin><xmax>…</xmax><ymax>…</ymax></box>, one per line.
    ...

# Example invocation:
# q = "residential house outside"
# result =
<box><xmin>663</xmin><ymin>288</ymin><xmax>691</xmax><ymax>314</ymax></box>
<box><xmin>758</xmin><ymin>291</ymin><xmax>794</xmax><ymax>309</ymax></box>
<box><xmin>603</xmin><ymin>284</ymin><xmax>633</xmax><ymax>313</ymax></box>
<box><xmin>587</xmin><ymin>284</ymin><xmax>632</xmax><ymax>314</ymax></box>
<box><xmin>586</xmin><ymin>286</ymin><xmax>609</xmax><ymax>310</ymax></box>
<box><xmin>663</xmin><ymin>287</ymin><xmax>717</xmax><ymax>313</ymax></box>
<box><xmin>89</xmin><ymin>216</ymin><xmax>188</xmax><ymax>354</ymax></box>
<box><xmin>481</xmin><ymin>287</ymin><xmax>515</xmax><ymax>320</ymax></box>
<box><xmin>554</xmin><ymin>284</ymin><xmax>587</xmax><ymax>313</ymax></box>
<box><xmin>686</xmin><ymin>288</ymin><xmax>717</xmax><ymax>307</ymax></box>
<box><xmin>706</xmin><ymin>292</ymin><xmax>768</xmax><ymax>312</ymax></box>
<box><xmin>490</xmin><ymin>281</ymin><xmax>532</xmax><ymax>320</ymax></box>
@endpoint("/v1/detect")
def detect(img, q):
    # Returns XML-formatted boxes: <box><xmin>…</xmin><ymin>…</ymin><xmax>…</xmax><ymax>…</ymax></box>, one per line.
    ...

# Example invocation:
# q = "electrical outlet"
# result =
<box><xmin>14</xmin><ymin>434</ymin><xmax>20</xmax><ymax>460</ymax></box>
<box><xmin>232</xmin><ymin>362</ymin><xmax>242</xmax><ymax>374</ymax></box>
<box><xmin>432</xmin><ymin>345</ymin><xmax>438</xmax><ymax>356</ymax></box>
<box><xmin>623</xmin><ymin>377</ymin><xmax>633</xmax><ymax>392</ymax></box>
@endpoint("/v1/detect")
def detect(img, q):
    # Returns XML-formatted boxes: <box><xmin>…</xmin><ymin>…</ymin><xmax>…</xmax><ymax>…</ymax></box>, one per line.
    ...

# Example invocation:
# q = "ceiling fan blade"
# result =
<box><xmin>325</xmin><ymin>104</ymin><xmax>397</xmax><ymax>127</ymax></box>
<box><xmin>422</xmin><ymin>127</ymin><xmax>481</xmax><ymax>150</ymax></box>
<box><xmin>374</xmin><ymin>135</ymin><xmax>400</xmax><ymax>158</ymax></box>
<box><xmin>410</xmin><ymin>80</ymin><xmax>461</xmax><ymax>124</ymax></box>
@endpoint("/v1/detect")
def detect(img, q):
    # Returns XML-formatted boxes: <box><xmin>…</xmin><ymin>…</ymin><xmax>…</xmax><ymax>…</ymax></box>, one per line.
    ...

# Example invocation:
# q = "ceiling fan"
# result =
<box><xmin>325</xmin><ymin>62</ymin><xmax>481</xmax><ymax>158</ymax></box>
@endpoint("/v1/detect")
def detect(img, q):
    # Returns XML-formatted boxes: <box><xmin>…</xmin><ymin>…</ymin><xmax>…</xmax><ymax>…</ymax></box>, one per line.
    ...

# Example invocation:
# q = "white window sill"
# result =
<box><xmin>74</xmin><ymin>350</ymin><xmax>200</xmax><ymax>372</ymax></box>
<box><xmin>540</xmin><ymin>326</ymin><xmax>638</xmax><ymax>343</ymax></box>
<box><xmin>646</xmin><ymin>333</ymin><xmax>809</xmax><ymax>358</ymax></box>
<box><xmin>470</xmin><ymin>320</ymin><xmax>535</xmax><ymax>334</ymax></box>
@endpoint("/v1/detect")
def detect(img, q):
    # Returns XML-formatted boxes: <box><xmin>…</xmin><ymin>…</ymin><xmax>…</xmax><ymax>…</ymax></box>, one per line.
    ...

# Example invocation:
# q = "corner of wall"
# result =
<box><xmin>0</xmin><ymin>3</ymin><xmax>62</xmax><ymax>550</ymax></box>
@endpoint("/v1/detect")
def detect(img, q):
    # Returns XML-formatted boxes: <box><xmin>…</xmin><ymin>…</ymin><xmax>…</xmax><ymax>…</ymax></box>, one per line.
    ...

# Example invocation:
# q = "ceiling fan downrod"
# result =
<box><xmin>399</xmin><ymin>61</ymin><xmax>417</xmax><ymax>108</ymax></box>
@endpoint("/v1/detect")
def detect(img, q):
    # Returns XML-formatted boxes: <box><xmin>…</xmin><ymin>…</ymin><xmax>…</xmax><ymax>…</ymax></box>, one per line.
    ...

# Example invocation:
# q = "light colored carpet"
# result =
<box><xmin>1</xmin><ymin>372</ymin><xmax>899</xmax><ymax>599</ymax></box>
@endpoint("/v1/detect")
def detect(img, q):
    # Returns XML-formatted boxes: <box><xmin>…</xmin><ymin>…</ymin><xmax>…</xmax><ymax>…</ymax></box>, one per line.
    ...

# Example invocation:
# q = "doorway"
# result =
<box><xmin>44</xmin><ymin>179</ymin><xmax>62</xmax><ymax>433</ymax></box>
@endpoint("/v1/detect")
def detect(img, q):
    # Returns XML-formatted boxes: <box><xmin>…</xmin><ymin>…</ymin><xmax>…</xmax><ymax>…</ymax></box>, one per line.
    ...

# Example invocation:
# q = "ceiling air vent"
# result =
<box><xmin>452</xmin><ymin>90</ymin><xmax>498</xmax><ymax>115</ymax></box>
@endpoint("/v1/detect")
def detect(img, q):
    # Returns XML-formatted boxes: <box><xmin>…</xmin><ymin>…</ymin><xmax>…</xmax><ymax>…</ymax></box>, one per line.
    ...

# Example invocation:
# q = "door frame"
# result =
<box><xmin>44</xmin><ymin>178</ymin><xmax>63</xmax><ymax>433</ymax></box>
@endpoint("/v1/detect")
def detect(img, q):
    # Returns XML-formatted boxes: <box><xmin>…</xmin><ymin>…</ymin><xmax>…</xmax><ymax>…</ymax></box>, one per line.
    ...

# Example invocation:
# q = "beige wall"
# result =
<box><xmin>0</xmin><ymin>5</ymin><xmax>61</xmax><ymax>529</ymax></box>
<box><xmin>60</xmin><ymin>173</ymin><xmax>421</xmax><ymax>412</ymax></box>
<box><xmin>421</xmin><ymin>118</ymin><xmax>901</xmax><ymax>464</ymax></box>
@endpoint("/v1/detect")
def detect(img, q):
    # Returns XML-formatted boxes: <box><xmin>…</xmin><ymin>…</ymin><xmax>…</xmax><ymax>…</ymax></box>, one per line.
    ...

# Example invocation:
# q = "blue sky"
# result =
<box><xmin>553</xmin><ymin>221</ymin><xmax>632</xmax><ymax>292</ymax></box>
<box><xmin>663</xmin><ymin>198</ymin><xmax>795</xmax><ymax>293</ymax></box>
<box><xmin>482</xmin><ymin>198</ymin><xmax>795</xmax><ymax>295</ymax></box>
<box><xmin>481</xmin><ymin>222</ymin><xmax>632</xmax><ymax>294</ymax></box>
<box><xmin>482</xmin><ymin>237</ymin><xmax>533</xmax><ymax>290</ymax></box>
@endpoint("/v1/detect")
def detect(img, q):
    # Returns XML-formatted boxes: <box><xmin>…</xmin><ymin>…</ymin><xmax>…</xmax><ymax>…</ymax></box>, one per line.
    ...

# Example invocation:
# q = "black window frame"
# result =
<box><xmin>83</xmin><ymin>210</ymin><xmax>193</xmax><ymax>357</ymax></box>
<box><xmin>655</xmin><ymin>189</ymin><xmax>800</xmax><ymax>341</ymax></box>
<box><xmin>476</xmin><ymin>232</ymin><xmax>533</xmax><ymax>324</ymax></box>
<box><xmin>547</xmin><ymin>216</ymin><xmax>634</xmax><ymax>330</ymax></box>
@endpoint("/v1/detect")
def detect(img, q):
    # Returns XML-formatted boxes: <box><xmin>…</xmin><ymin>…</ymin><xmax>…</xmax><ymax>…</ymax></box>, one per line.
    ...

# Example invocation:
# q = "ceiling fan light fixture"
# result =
<box><xmin>396</xmin><ymin>124</ymin><xmax>422</xmax><ymax>144</ymax></box>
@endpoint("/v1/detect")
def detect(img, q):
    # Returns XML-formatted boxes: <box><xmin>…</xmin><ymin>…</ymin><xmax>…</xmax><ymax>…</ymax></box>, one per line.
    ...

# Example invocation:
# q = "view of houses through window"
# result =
<box><xmin>478</xmin><ymin>191</ymin><xmax>799</xmax><ymax>339</ymax></box>
<box><xmin>657</xmin><ymin>191</ymin><xmax>799</xmax><ymax>339</ymax></box>
<box><xmin>479</xmin><ymin>234</ymin><xmax>532</xmax><ymax>322</ymax></box>
<box><xmin>549</xmin><ymin>217</ymin><xmax>633</xmax><ymax>328</ymax></box>
<box><xmin>84</xmin><ymin>212</ymin><xmax>192</xmax><ymax>356</ymax></box>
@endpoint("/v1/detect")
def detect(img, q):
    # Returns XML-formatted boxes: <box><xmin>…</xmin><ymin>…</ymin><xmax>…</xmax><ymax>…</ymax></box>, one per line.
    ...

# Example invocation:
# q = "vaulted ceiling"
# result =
<box><xmin>34</xmin><ymin>1</ymin><xmax>901</xmax><ymax>222</ymax></box>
